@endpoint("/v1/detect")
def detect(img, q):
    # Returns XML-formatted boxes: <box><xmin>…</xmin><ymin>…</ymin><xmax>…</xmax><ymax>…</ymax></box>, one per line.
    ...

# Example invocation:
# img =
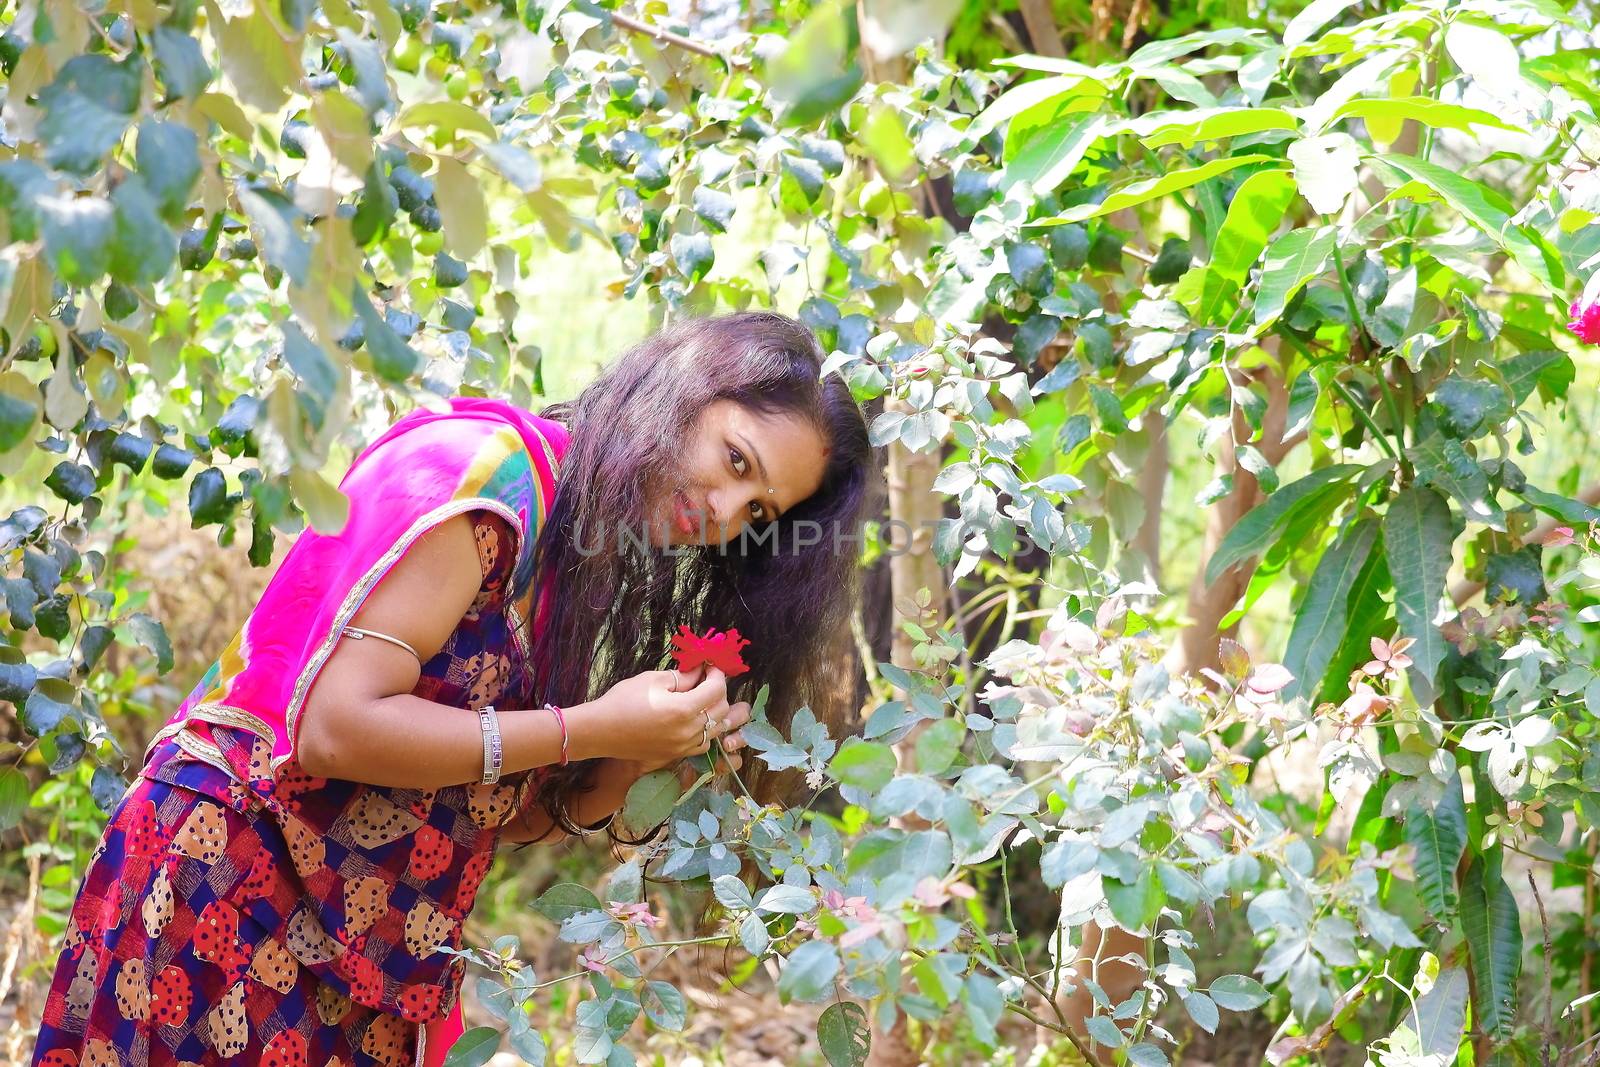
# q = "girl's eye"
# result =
<box><xmin>729</xmin><ymin>447</ymin><xmax>747</xmax><ymax>475</ymax></box>
<box><xmin>749</xmin><ymin>500</ymin><xmax>763</xmax><ymax>519</ymax></box>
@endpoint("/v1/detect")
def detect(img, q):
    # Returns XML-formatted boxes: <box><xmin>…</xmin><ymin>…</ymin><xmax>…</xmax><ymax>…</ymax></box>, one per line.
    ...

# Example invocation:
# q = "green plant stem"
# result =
<box><xmin>1320</xmin><ymin>224</ymin><xmax>1409</xmax><ymax>458</ymax></box>
<box><xmin>1328</xmin><ymin>378</ymin><xmax>1400</xmax><ymax>462</ymax></box>
<box><xmin>530</xmin><ymin>933</ymin><xmax>734</xmax><ymax>991</ymax></box>
<box><xmin>1402</xmin><ymin>15</ymin><xmax>1451</xmax><ymax>261</ymax></box>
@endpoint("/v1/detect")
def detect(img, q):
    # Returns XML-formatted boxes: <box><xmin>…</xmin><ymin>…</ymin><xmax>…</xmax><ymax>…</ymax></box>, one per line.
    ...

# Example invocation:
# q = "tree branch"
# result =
<box><xmin>1017</xmin><ymin>0</ymin><xmax>1068</xmax><ymax>58</ymax></box>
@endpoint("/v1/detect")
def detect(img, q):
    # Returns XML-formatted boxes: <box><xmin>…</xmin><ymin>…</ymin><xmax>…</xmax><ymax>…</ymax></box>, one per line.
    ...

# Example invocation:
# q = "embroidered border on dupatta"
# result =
<box><xmin>275</xmin><ymin>495</ymin><xmax>523</xmax><ymax>774</ymax></box>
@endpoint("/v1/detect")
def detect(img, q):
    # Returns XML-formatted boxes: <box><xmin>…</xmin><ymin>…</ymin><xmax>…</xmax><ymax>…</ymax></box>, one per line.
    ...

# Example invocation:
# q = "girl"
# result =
<box><xmin>32</xmin><ymin>311</ymin><xmax>873</xmax><ymax>1066</ymax></box>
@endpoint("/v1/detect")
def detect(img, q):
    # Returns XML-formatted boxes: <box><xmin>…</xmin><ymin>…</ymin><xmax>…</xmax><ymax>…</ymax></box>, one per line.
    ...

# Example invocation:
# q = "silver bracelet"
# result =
<box><xmin>477</xmin><ymin>704</ymin><xmax>503</xmax><ymax>785</ymax></box>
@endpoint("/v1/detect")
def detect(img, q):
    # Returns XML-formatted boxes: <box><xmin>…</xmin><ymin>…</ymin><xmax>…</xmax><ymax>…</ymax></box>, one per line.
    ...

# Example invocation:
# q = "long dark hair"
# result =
<box><xmin>504</xmin><ymin>311</ymin><xmax>875</xmax><ymax>846</ymax></box>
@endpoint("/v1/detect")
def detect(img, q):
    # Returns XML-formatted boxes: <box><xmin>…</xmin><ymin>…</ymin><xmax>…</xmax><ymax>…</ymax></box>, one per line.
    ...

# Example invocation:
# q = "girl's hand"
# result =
<box><xmin>579</xmin><ymin>662</ymin><xmax>752</xmax><ymax>768</ymax></box>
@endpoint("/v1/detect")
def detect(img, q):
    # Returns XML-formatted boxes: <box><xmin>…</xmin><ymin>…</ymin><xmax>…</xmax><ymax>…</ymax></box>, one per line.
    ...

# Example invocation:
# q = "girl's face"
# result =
<box><xmin>651</xmin><ymin>399</ymin><xmax>830</xmax><ymax>547</ymax></box>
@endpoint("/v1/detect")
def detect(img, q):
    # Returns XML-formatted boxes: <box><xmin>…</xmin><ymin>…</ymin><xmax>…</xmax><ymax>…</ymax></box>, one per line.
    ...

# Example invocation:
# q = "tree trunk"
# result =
<box><xmin>1017</xmin><ymin>0</ymin><xmax>1067</xmax><ymax>57</ymax></box>
<box><xmin>1169</xmin><ymin>351</ymin><xmax>1301</xmax><ymax>675</ymax></box>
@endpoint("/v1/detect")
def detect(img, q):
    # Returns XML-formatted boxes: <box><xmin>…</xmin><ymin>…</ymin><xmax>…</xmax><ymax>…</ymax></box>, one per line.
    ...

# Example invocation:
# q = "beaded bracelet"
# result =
<box><xmin>541</xmin><ymin>703</ymin><xmax>570</xmax><ymax>765</ymax></box>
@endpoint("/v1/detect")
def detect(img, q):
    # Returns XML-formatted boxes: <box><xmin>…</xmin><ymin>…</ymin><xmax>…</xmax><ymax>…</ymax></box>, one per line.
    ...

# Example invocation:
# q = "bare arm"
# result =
<box><xmin>296</xmin><ymin>513</ymin><xmax>602</xmax><ymax>788</ymax></box>
<box><xmin>297</xmin><ymin>510</ymin><xmax>747</xmax><ymax>791</ymax></box>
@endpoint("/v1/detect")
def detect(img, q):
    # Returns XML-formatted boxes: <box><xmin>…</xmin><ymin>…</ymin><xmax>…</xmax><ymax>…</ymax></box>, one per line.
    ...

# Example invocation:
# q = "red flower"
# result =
<box><xmin>1570</xmin><ymin>299</ymin><xmax>1600</xmax><ymax>345</ymax></box>
<box><xmin>670</xmin><ymin>625</ymin><xmax>751</xmax><ymax>677</ymax></box>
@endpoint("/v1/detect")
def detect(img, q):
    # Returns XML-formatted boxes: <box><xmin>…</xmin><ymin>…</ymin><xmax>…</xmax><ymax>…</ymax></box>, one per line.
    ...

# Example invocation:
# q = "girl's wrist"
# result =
<box><xmin>562</xmin><ymin>695</ymin><xmax>614</xmax><ymax>763</ymax></box>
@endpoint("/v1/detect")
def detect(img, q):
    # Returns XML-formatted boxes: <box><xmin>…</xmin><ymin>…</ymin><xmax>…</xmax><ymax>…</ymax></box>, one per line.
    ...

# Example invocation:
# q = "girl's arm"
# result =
<box><xmin>296</xmin><ymin>512</ymin><xmax>616</xmax><ymax>788</ymax></box>
<box><xmin>295</xmin><ymin>511</ymin><xmax>739</xmax><ymax>791</ymax></box>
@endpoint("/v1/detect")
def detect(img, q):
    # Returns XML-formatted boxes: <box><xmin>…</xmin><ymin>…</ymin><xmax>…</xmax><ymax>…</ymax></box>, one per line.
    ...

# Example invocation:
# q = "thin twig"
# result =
<box><xmin>609</xmin><ymin>10</ymin><xmax>736</xmax><ymax>62</ymax></box>
<box><xmin>1528</xmin><ymin>870</ymin><xmax>1554</xmax><ymax>1067</ymax></box>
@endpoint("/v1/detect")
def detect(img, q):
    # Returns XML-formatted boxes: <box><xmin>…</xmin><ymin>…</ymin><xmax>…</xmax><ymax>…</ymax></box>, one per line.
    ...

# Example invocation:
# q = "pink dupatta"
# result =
<box><xmin>145</xmin><ymin>396</ymin><xmax>570</xmax><ymax>779</ymax></box>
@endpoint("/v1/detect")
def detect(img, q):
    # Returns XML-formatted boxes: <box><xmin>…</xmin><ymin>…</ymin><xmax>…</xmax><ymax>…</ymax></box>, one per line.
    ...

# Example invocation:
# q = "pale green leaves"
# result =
<box><xmin>1377</xmin><ymin>153</ymin><xmax>1559</xmax><ymax>291</ymax></box>
<box><xmin>1288</xmin><ymin>132</ymin><xmax>1360</xmax><ymax>215</ymax></box>
<box><xmin>1034</xmin><ymin>156</ymin><xmax>1280</xmax><ymax>226</ymax></box>
<box><xmin>433</xmin><ymin>157</ymin><xmax>487</xmax><ymax>259</ymax></box>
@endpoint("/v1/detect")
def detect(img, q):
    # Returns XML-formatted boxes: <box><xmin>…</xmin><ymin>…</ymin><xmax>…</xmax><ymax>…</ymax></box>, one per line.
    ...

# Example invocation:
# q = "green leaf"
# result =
<box><xmin>21</xmin><ymin>678</ymin><xmax>75</xmax><ymax>735</ymax></box>
<box><xmin>1182</xmin><ymin>991</ymin><xmax>1220</xmax><ymax>1034</ymax></box>
<box><xmin>1406</xmin><ymin>434</ymin><xmax>1504</xmax><ymax>530</ymax></box>
<box><xmin>109</xmin><ymin>176</ymin><xmax>176</xmax><ymax>286</ymax></box>
<box><xmin>1434</xmin><ymin>375</ymin><xmax>1511</xmax><ymax>438</ymax></box>
<box><xmin>477</xmin><ymin>142</ymin><xmax>542</xmax><ymax>193</ymax></box>
<box><xmin>1137</xmin><ymin>107</ymin><xmax>1298</xmax><ymax>149</ymax></box>
<box><xmin>1499</xmin><ymin>349</ymin><xmax>1571</xmax><ymax>405</ymax></box>
<box><xmin>123</xmin><ymin>611</ymin><xmax>174</xmax><ymax>674</ymax></box>
<box><xmin>434</xmin><ymin>157</ymin><xmax>487</xmax><ymax>259</ymax></box>
<box><xmin>818</xmin><ymin>1002</ymin><xmax>870</xmax><ymax>1066</ymax></box>
<box><xmin>1282</xmin><ymin>518</ymin><xmax>1377</xmax><ymax>701</ymax></box>
<box><xmin>37</xmin><ymin>55</ymin><xmax>143</xmax><ymax>175</ymax></box>
<box><xmin>354</xmin><ymin>292</ymin><xmax>422</xmax><ymax>382</ymax></box>
<box><xmin>829</xmin><ymin>738</ymin><xmax>896</xmax><ymax>791</ymax></box>
<box><xmin>0</xmin><ymin>372</ymin><xmax>42</xmax><ymax>456</ymax></box>
<box><xmin>1181</xmin><ymin>170</ymin><xmax>1297</xmax><ymax>324</ymax></box>
<box><xmin>755</xmin><ymin>884</ymin><xmax>816</xmax><ymax>914</ymax></box>
<box><xmin>1377</xmin><ymin>153</ymin><xmax>1558</xmax><ymax>291</ymax></box>
<box><xmin>619</xmin><ymin>769</ymin><xmax>680</xmax><ymax>837</ymax></box>
<box><xmin>1205</xmin><ymin>464</ymin><xmax>1364</xmax><ymax>585</ymax></box>
<box><xmin>89</xmin><ymin>766</ymin><xmax>125</xmax><ymax>812</ymax></box>
<box><xmin>1004</xmin><ymin>114</ymin><xmax>1107</xmax><ymax>197</ymax></box>
<box><xmin>1383</xmin><ymin>487</ymin><xmax>1454</xmax><ymax>687</ymax></box>
<box><xmin>913</xmin><ymin>717</ymin><xmax>965</xmax><ymax>776</ymax></box>
<box><xmin>777</xmin><ymin>941</ymin><xmax>839</xmax><ymax>1003</ymax></box>
<box><xmin>398</xmin><ymin>100</ymin><xmax>498</xmax><ymax>140</ymax></box>
<box><xmin>1104</xmin><ymin>866</ymin><xmax>1163</xmax><ymax>930</ymax></box>
<box><xmin>1037</xmin><ymin>156</ymin><xmax>1279</xmax><ymax>225</ymax></box>
<box><xmin>1404</xmin><ymin>772</ymin><xmax>1466</xmax><ymax>917</ymax></box>
<box><xmin>0</xmin><ymin>766</ymin><xmax>29</xmax><ymax>831</ymax></box>
<box><xmin>1460</xmin><ymin>852</ymin><xmax>1521</xmax><ymax>1041</ymax></box>
<box><xmin>533</xmin><ymin>881</ymin><xmax>602</xmax><ymax>923</ymax></box>
<box><xmin>289</xmin><ymin>468</ymin><xmax>350</xmax><ymax>534</ymax></box>
<box><xmin>239</xmin><ymin>187</ymin><xmax>310</xmax><ymax>287</ymax></box>
<box><xmin>670</xmin><ymin>231</ymin><xmax>714</xmax><ymax>283</ymax></box>
<box><xmin>216</xmin><ymin>9</ymin><xmax>297</xmax><ymax>111</ymax></box>
<box><xmin>1405</xmin><ymin>966</ymin><xmax>1469</xmax><ymax>1059</ymax></box>
<box><xmin>281</xmin><ymin>323</ymin><xmax>339</xmax><ymax>422</ymax></box>
<box><xmin>1282</xmin><ymin>0</ymin><xmax>1358</xmax><ymax>49</ymax></box>
<box><xmin>443</xmin><ymin>1026</ymin><xmax>502</xmax><ymax>1067</ymax></box>
<box><xmin>1208</xmin><ymin>974</ymin><xmax>1270</xmax><ymax>1011</ymax></box>
<box><xmin>605</xmin><ymin>860</ymin><xmax>643</xmax><ymax>905</ymax></box>
<box><xmin>1513</xmin><ymin>484</ymin><xmax>1600</xmax><ymax>525</ymax></box>
<box><xmin>692</xmin><ymin>185</ymin><xmax>736</xmax><ymax>232</ymax></box>
<box><xmin>764</xmin><ymin>0</ymin><xmax>862</xmax><ymax>126</ymax></box>
<box><xmin>40</xmin><ymin>195</ymin><xmax>115</xmax><ymax>286</ymax></box>
<box><xmin>1253</xmin><ymin>225</ymin><xmax>1336</xmax><ymax>327</ymax></box>
<box><xmin>641</xmin><ymin>981</ymin><xmax>686</xmax><ymax>1031</ymax></box>
<box><xmin>152</xmin><ymin>26</ymin><xmax>211</xmax><ymax>100</ymax></box>
<box><xmin>135</xmin><ymin>119</ymin><xmax>201</xmax><ymax>225</ymax></box>
<box><xmin>1333</xmin><ymin>97</ymin><xmax>1518</xmax><ymax>136</ymax></box>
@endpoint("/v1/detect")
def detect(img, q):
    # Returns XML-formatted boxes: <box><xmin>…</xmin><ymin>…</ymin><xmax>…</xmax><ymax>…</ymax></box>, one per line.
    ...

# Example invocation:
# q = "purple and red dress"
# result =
<box><xmin>31</xmin><ymin>400</ymin><xmax>570</xmax><ymax>1067</ymax></box>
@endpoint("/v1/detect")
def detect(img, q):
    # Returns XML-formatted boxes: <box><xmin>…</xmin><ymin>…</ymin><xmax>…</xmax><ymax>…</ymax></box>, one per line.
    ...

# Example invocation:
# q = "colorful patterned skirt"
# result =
<box><xmin>31</xmin><ymin>773</ymin><xmax>428</xmax><ymax>1067</ymax></box>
